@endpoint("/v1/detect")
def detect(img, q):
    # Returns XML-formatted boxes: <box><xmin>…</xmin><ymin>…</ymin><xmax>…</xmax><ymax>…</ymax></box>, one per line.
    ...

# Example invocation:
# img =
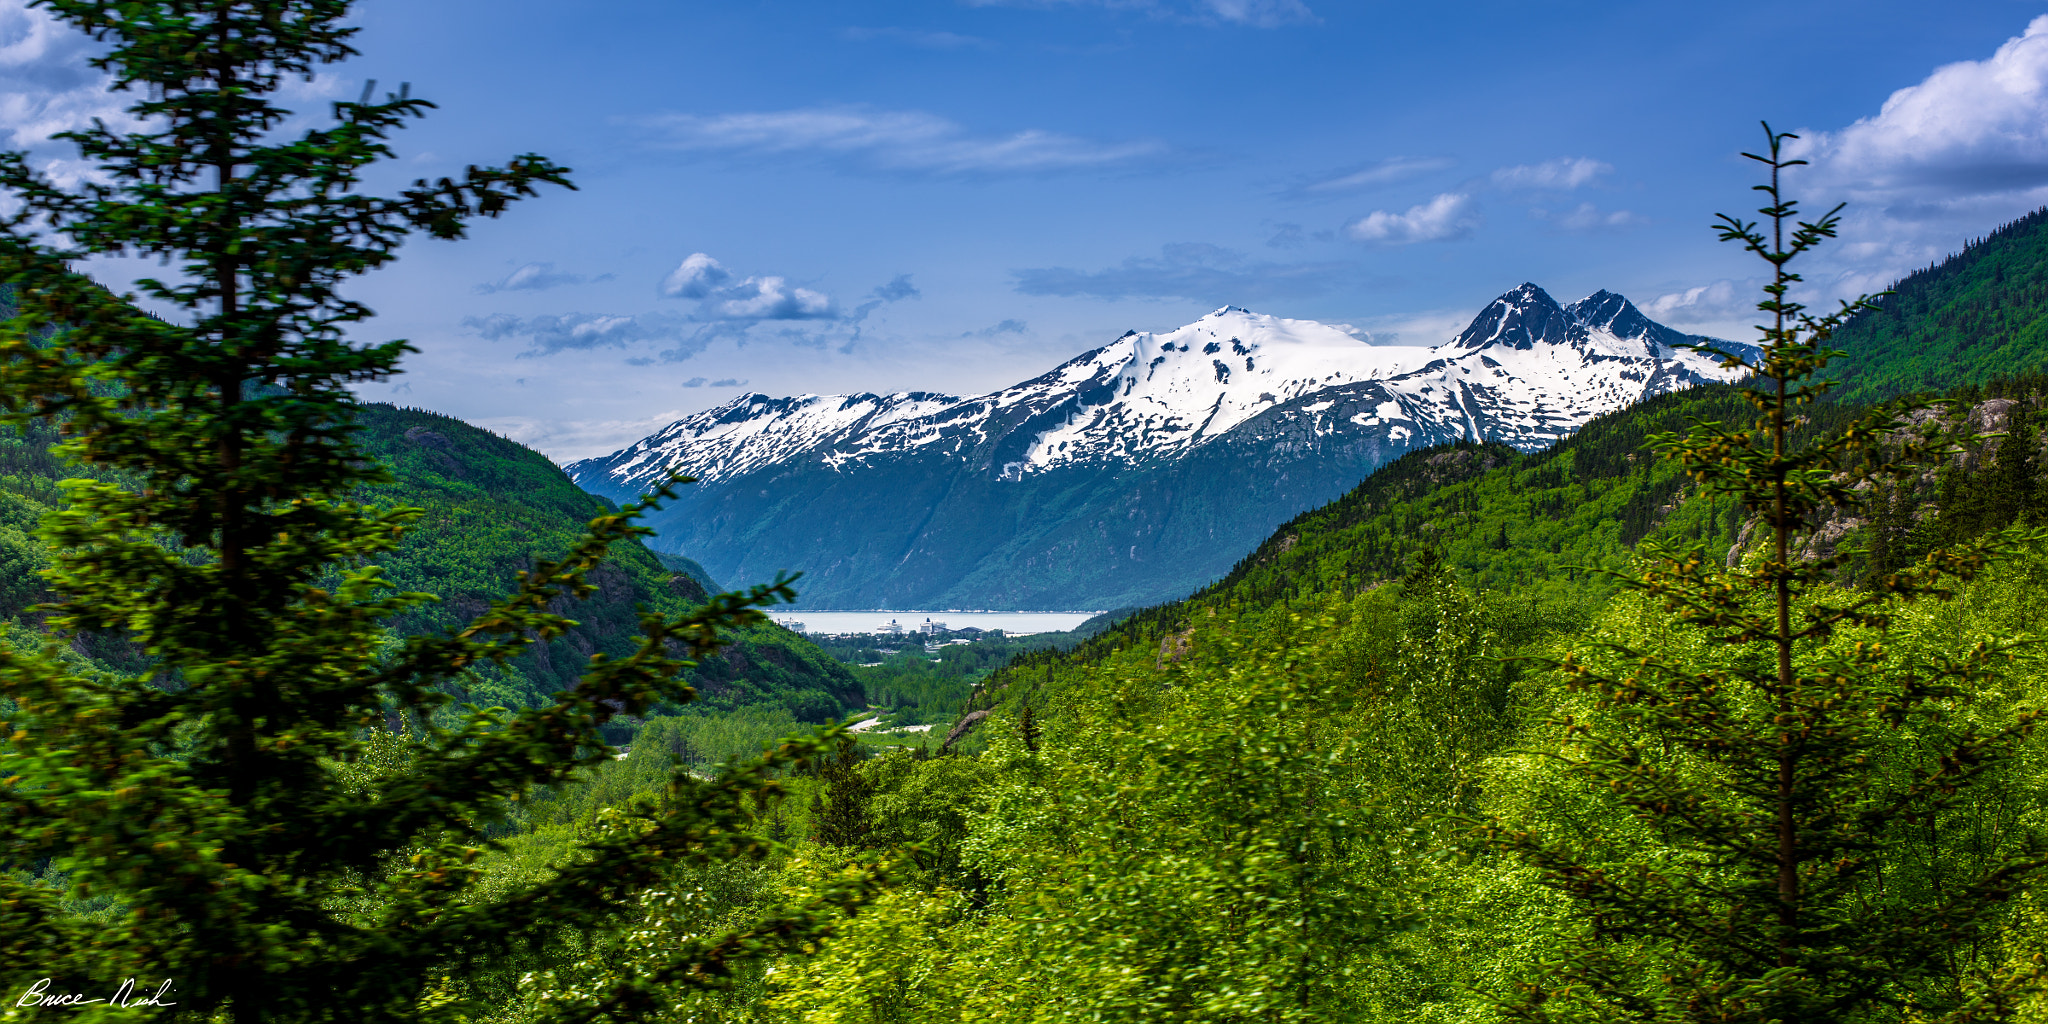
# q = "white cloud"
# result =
<box><xmin>1344</xmin><ymin>193</ymin><xmax>1479</xmax><ymax>245</ymax></box>
<box><xmin>960</xmin><ymin>0</ymin><xmax>1314</xmax><ymax>27</ymax></box>
<box><xmin>658</xmin><ymin>253</ymin><xmax>838</xmax><ymax>320</ymax></box>
<box><xmin>1490</xmin><ymin>157</ymin><xmax>1611</xmax><ymax>190</ymax></box>
<box><xmin>637</xmin><ymin>106</ymin><xmax>1165</xmax><ymax>175</ymax></box>
<box><xmin>0</xmin><ymin>1</ymin><xmax>144</xmax><ymax>189</ymax></box>
<box><xmin>1342</xmin><ymin>307</ymin><xmax>1477</xmax><ymax>347</ymax></box>
<box><xmin>659</xmin><ymin>253</ymin><xmax>733</xmax><ymax>298</ymax></box>
<box><xmin>1796</xmin><ymin>16</ymin><xmax>2048</xmax><ymax>198</ymax></box>
<box><xmin>1781</xmin><ymin>16</ymin><xmax>2048</xmax><ymax>301</ymax></box>
<box><xmin>707</xmin><ymin>275</ymin><xmax>835</xmax><ymax>320</ymax></box>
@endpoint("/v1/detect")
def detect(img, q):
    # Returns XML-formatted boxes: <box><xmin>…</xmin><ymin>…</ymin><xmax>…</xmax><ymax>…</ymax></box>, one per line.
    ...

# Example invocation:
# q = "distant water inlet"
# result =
<box><xmin>771</xmin><ymin>610</ymin><xmax>1101</xmax><ymax>636</ymax></box>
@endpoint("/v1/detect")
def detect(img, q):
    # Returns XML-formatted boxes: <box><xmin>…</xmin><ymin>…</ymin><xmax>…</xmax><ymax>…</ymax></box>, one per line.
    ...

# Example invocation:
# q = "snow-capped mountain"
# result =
<box><xmin>568</xmin><ymin>284</ymin><xmax>1746</xmax><ymax>610</ymax></box>
<box><xmin>578</xmin><ymin>285</ymin><xmax>1738</xmax><ymax>489</ymax></box>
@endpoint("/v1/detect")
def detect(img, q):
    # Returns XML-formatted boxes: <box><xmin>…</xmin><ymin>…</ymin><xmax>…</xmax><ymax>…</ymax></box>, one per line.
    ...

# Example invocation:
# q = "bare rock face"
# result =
<box><xmin>1970</xmin><ymin>398</ymin><xmax>2017</xmax><ymax>437</ymax></box>
<box><xmin>943</xmin><ymin>709</ymin><xmax>992</xmax><ymax>750</ymax></box>
<box><xmin>1724</xmin><ymin>397</ymin><xmax>2025</xmax><ymax>568</ymax></box>
<box><xmin>404</xmin><ymin>425</ymin><xmax>468</xmax><ymax>479</ymax></box>
<box><xmin>1156</xmin><ymin>628</ymin><xmax>1194</xmax><ymax>669</ymax></box>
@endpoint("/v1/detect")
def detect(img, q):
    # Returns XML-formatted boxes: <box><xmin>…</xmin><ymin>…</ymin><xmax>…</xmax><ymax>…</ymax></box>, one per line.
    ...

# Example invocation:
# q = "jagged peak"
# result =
<box><xmin>1503</xmin><ymin>282</ymin><xmax>1559</xmax><ymax>305</ymax></box>
<box><xmin>1452</xmin><ymin>283</ymin><xmax>1570</xmax><ymax>351</ymax></box>
<box><xmin>1566</xmin><ymin>289</ymin><xmax>1647</xmax><ymax>333</ymax></box>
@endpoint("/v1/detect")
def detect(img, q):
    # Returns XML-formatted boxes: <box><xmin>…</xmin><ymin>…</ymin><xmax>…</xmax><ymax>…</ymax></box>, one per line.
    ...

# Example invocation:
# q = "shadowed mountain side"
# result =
<box><xmin>353</xmin><ymin>404</ymin><xmax>861</xmax><ymax>718</ymax></box>
<box><xmin>619</xmin><ymin>388</ymin><xmax>1469</xmax><ymax>610</ymax></box>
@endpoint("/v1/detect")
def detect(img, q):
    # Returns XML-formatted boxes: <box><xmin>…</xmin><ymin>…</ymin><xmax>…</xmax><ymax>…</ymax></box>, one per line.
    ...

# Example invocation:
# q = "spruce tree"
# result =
<box><xmin>1482</xmin><ymin>126</ymin><xmax>2048</xmax><ymax>1023</ymax></box>
<box><xmin>0</xmin><ymin>3</ymin><xmax>867</xmax><ymax>1021</ymax></box>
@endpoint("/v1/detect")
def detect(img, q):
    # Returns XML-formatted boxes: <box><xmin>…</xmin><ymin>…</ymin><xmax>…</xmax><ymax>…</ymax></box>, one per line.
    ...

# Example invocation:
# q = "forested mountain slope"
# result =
<box><xmin>956</xmin><ymin>381</ymin><xmax>1841</xmax><ymax>719</ymax></box>
<box><xmin>389</xmin><ymin>186</ymin><xmax>2048</xmax><ymax>1019</ymax></box>
<box><xmin>0</xmin><ymin>395</ymin><xmax>860</xmax><ymax>721</ymax></box>
<box><xmin>1828</xmin><ymin>206</ymin><xmax>2048</xmax><ymax>401</ymax></box>
<box><xmin>351</xmin><ymin>404</ymin><xmax>860</xmax><ymax>719</ymax></box>
<box><xmin>511</xmin><ymin>374</ymin><xmax>2048</xmax><ymax>1021</ymax></box>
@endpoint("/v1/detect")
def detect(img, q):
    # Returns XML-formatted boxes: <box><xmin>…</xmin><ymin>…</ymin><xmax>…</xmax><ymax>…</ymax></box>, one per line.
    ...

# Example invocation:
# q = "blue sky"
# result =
<box><xmin>5</xmin><ymin>0</ymin><xmax>2048</xmax><ymax>459</ymax></box>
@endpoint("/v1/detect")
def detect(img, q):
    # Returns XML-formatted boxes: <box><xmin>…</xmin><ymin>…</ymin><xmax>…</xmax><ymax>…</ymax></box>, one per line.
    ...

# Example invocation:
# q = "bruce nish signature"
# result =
<box><xmin>14</xmin><ymin>979</ymin><xmax>177</xmax><ymax>1010</ymax></box>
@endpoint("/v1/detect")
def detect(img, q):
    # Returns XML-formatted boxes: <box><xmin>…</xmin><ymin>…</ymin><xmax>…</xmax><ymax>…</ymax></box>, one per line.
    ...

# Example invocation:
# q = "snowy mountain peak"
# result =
<box><xmin>1452</xmin><ymin>283</ymin><xmax>1575</xmax><ymax>352</ymax></box>
<box><xmin>1566</xmin><ymin>289</ymin><xmax>1671</xmax><ymax>347</ymax></box>
<box><xmin>567</xmin><ymin>285</ymin><xmax>1746</xmax><ymax>494</ymax></box>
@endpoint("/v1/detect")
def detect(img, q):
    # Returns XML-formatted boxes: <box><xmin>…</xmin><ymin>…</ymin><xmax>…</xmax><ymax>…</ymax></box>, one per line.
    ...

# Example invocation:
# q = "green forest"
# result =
<box><xmin>8</xmin><ymin>4</ymin><xmax>2048</xmax><ymax>1023</ymax></box>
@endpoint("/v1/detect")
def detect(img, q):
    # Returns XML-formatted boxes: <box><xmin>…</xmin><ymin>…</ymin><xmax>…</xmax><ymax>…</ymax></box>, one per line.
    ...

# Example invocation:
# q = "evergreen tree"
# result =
<box><xmin>0</xmin><ymin>3</ymin><xmax>868</xmax><ymax>1021</ymax></box>
<box><xmin>811</xmin><ymin>736</ymin><xmax>873</xmax><ymax>849</ymax></box>
<box><xmin>1481</xmin><ymin>125</ymin><xmax>2048</xmax><ymax>1023</ymax></box>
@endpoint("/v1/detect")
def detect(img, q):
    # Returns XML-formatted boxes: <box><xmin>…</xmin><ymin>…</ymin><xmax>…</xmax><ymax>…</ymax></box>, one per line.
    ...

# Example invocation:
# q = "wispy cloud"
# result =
<box><xmin>841</xmin><ymin>26</ymin><xmax>991</xmax><ymax>48</ymax></box>
<box><xmin>473</xmin><ymin>255</ymin><xmax>919</xmax><ymax>361</ymax></box>
<box><xmin>1284</xmin><ymin>156</ymin><xmax>1455</xmax><ymax>198</ymax></box>
<box><xmin>1265</xmin><ymin>222</ymin><xmax>1307</xmax><ymax>249</ymax></box>
<box><xmin>1490</xmin><ymin>157</ymin><xmax>1611</xmax><ymax>190</ymax></box>
<box><xmin>1533</xmin><ymin>202</ymin><xmax>1646</xmax><ymax>232</ymax></box>
<box><xmin>1013</xmin><ymin>242</ymin><xmax>1360</xmax><ymax>301</ymax></box>
<box><xmin>634</xmin><ymin>105</ymin><xmax>1166</xmax><ymax>175</ymax></box>
<box><xmin>844</xmin><ymin>274</ymin><xmax>922</xmax><ymax>336</ymax></box>
<box><xmin>1343</xmin><ymin>193</ymin><xmax>1479</xmax><ymax>245</ymax></box>
<box><xmin>961</xmin><ymin>0</ymin><xmax>1315</xmax><ymax>27</ymax></box>
<box><xmin>868</xmin><ymin>274</ymin><xmax>922</xmax><ymax>303</ymax></box>
<box><xmin>1641</xmin><ymin>279</ymin><xmax>1757</xmax><ymax>326</ymax></box>
<box><xmin>463</xmin><ymin>311</ymin><xmax>699</xmax><ymax>356</ymax></box>
<box><xmin>473</xmin><ymin>261</ymin><xmax>608</xmax><ymax>294</ymax></box>
<box><xmin>680</xmin><ymin>376</ymin><xmax>751</xmax><ymax>388</ymax></box>
<box><xmin>478</xmin><ymin>409</ymin><xmax>701</xmax><ymax>465</ymax></box>
<box><xmin>963</xmin><ymin>318</ymin><xmax>1029</xmax><ymax>338</ymax></box>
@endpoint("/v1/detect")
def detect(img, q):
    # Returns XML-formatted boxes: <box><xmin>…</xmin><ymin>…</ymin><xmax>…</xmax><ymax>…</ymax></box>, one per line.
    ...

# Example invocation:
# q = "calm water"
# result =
<box><xmin>771</xmin><ymin>610</ymin><xmax>1101</xmax><ymax>636</ymax></box>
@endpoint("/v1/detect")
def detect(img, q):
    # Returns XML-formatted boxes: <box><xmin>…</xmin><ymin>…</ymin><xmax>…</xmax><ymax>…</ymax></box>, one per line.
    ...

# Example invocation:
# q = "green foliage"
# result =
<box><xmin>1477</xmin><ymin>125</ymin><xmax>2048</xmax><ymax>1023</ymax></box>
<box><xmin>0</xmin><ymin>5</ymin><xmax>867</xmax><ymax>1021</ymax></box>
<box><xmin>353</xmin><ymin>403</ymin><xmax>860</xmax><ymax>720</ymax></box>
<box><xmin>725</xmin><ymin>126</ymin><xmax>2048</xmax><ymax>1024</ymax></box>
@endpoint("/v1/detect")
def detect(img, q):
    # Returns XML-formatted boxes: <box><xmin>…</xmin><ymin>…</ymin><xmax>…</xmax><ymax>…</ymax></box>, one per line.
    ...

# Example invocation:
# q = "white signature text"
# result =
<box><xmin>15</xmin><ymin>978</ymin><xmax>178</xmax><ymax>1010</ymax></box>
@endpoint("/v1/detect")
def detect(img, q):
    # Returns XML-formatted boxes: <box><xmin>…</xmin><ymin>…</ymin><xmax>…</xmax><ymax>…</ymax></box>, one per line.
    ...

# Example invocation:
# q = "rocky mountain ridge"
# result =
<box><xmin>566</xmin><ymin>284</ymin><xmax>1748</xmax><ymax>609</ymax></box>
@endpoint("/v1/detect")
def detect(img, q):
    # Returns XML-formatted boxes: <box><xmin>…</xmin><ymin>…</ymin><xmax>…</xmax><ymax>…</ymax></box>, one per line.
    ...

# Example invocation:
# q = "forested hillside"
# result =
<box><xmin>10</xmin><ymin>6</ymin><xmax>2045</xmax><ymax>1013</ymax></box>
<box><xmin>1828</xmin><ymin>205</ymin><xmax>2048</xmax><ymax>401</ymax></box>
<box><xmin>0</xmin><ymin>392</ymin><xmax>860</xmax><ymax>721</ymax></box>
<box><xmin>455</xmin><ymin>318</ymin><xmax>2048</xmax><ymax>1020</ymax></box>
<box><xmin>351</xmin><ymin>403</ymin><xmax>860</xmax><ymax>719</ymax></box>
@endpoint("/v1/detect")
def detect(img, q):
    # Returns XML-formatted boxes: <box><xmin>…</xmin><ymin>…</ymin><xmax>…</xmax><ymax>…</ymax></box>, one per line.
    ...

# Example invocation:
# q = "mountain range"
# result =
<box><xmin>568</xmin><ymin>283</ymin><xmax>1751</xmax><ymax>610</ymax></box>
